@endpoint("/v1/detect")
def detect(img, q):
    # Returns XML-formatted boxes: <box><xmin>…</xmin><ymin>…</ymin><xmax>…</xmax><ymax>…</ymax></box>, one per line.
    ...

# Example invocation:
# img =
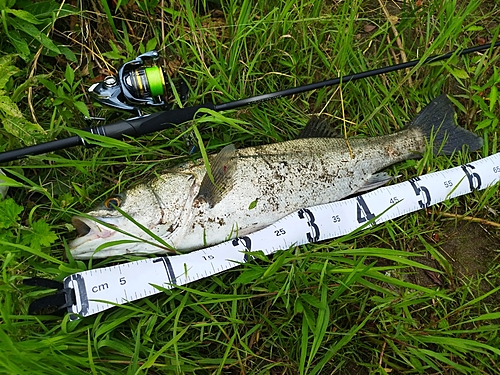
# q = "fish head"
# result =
<box><xmin>69</xmin><ymin>170</ymin><xmax>201</xmax><ymax>259</ymax></box>
<box><xmin>69</xmin><ymin>183</ymin><xmax>167</xmax><ymax>259</ymax></box>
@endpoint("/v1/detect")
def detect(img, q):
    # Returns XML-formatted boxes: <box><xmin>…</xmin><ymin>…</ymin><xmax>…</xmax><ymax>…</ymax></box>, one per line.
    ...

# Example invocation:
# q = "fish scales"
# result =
<box><xmin>222</xmin><ymin>131</ymin><xmax>423</xmax><ymax>211</ymax></box>
<box><xmin>70</xmin><ymin>95</ymin><xmax>482</xmax><ymax>258</ymax></box>
<box><xmin>173</xmin><ymin>133</ymin><xmax>423</xmax><ymax>243</ymax></box>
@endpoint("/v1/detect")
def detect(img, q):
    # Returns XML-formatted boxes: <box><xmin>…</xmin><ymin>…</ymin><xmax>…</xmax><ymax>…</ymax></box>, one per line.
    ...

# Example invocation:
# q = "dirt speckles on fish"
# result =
<box><xmin>70</xmin><ymin>95</ymin><xmax>482</xmax><ymax>259</ymax></box>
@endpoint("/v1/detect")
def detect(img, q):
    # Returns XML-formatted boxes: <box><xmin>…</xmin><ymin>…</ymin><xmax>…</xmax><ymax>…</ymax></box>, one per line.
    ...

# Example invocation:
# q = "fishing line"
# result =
<box><xmin>0</xmin><ymin>41</ymin><xmax>498</xmax><ymax>163</ymax></box>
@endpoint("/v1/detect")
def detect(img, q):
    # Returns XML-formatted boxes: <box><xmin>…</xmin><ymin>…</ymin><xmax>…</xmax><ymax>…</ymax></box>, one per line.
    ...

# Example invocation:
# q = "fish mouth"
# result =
<box><xmin>70</xmin><ymin>216</ymin><xmax>119</xmax><ymax>249</ymax></box>
<box><xmin>72</xmin><ymin>217</ymin><xmax>92</xmax><ymax>237</ymax></box>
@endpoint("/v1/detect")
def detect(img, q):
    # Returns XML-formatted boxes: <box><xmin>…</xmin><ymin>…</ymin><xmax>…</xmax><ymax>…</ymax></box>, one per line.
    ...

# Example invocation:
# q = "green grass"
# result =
<box><xmin>1</xmin><ymin>0</ymin><xmax>500</xmax><ymax>373</ymax></box>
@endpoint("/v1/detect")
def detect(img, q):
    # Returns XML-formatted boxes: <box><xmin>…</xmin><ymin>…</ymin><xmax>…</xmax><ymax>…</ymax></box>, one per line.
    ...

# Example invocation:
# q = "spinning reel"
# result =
<box><xmin>88</xmin><ymin>51</ymin><xmax>187</xmax><ymax>115</ymax></box>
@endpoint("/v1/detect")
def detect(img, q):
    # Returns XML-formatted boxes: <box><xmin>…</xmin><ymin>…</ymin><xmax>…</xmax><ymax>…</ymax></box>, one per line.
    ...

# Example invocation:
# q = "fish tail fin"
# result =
<box><xmin>408</xmin><ymin>94</ymin><xmax>482</xmax><ymax>155</ymax></box>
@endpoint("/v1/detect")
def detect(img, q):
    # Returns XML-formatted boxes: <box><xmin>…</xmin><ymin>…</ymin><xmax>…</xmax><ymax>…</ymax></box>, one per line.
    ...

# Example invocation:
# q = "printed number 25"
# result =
<box><xmin>274</xmin><ymin>228</ymin><xmax>286</xmax><ymax>236</ymax></box>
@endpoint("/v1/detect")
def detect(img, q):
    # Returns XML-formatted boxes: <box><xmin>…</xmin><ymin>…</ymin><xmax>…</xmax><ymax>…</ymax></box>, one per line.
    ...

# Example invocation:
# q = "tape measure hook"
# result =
<box><xmin>23</xmin><ymin>277</ymin><xmax>76</xmax><ymax>316</ymax></box>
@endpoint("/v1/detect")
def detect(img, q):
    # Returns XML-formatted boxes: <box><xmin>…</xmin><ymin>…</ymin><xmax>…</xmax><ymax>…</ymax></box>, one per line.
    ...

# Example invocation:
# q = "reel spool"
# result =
<box><xmin>89</xmin><ymin>51</ymin><xmax>179</xmax><ymax>114</ymax></box>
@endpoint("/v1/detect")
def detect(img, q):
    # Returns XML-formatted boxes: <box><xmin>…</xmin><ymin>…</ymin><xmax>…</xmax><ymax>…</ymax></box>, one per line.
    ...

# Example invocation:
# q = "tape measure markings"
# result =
<box><xmin>66</xmin><ymin>153</ymin><xmax>500</xmax><ymax>319</ymax></box>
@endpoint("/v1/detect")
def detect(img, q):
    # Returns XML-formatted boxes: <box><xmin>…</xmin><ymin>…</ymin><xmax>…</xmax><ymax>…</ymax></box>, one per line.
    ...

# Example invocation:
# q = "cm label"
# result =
<box><xmin>91</xmin><ymin>283</ymin><xmax>109</xmax><ymax>293</ymax></box>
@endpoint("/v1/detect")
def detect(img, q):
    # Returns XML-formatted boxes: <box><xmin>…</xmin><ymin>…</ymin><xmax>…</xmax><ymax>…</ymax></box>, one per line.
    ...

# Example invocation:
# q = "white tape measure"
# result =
<box><xmin>62</xmin><ymin>153</ymin><xmax>499</xmax><ymax>320</ymax></box>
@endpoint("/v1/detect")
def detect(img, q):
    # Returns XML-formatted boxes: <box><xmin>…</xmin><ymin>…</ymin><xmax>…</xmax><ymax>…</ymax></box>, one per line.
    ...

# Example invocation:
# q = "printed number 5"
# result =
<box><xmin>409</xmin><ymin>177</ymin><xmax>431</xmax><ymax>208</ymax></box>
<box><xmin>119</xmin><ymin>277</ymin><xmax>126</xmax><ymax>285</ymax></box>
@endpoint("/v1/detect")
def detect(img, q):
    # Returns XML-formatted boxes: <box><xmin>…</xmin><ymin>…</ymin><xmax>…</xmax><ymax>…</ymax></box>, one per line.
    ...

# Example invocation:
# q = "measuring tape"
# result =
<box><xmin>60</xmin><ymin>153</ymin><xmax>499</xmax><ymax>320</ymax></box>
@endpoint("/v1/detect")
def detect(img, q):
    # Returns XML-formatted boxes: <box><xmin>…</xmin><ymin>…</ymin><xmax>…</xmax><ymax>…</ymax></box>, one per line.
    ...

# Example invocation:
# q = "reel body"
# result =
<box><xmin>89</xmin><ymin>51</ymin><xmax>176</xmax><ymax>114</ymax></box>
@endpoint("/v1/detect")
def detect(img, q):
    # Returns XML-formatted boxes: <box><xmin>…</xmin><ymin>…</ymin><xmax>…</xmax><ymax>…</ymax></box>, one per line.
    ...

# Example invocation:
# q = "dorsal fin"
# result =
<box><xmin>298</xmin><ymin>116</ymin><xmax>342</xmax><ymax>138</ymax></box>
<box><xmin>196</xmin><ymin>144</ymin><xmax>237</xmax><ymax>208</ymax></box>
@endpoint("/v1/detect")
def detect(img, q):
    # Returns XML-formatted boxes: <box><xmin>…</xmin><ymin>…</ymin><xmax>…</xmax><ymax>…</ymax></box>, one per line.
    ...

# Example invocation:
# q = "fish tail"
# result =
<box><xmin>408</xmin><ymin>95</ymin><xmax>482</xmax><ymax>155</ymax></box>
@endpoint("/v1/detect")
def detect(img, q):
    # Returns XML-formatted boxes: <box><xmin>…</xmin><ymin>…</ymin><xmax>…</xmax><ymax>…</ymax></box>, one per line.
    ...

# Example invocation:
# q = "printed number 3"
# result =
<box><xmin>298</xmin><ymin>208</ymin><xmax>320</xmax><ymax>242</ymax></box>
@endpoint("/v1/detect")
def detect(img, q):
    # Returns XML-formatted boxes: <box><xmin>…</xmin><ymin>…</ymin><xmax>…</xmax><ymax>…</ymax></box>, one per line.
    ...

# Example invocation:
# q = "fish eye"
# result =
<box><xmin>104</xmin><ymin>196</ymin><xmax>122</xmax><ymax>209</ymax></box>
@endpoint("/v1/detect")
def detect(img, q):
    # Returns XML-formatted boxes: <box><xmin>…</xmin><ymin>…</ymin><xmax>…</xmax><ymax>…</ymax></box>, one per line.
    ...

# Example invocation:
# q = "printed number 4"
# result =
<box><xmin>356</xmin><ymin>196</ymin><xmax>375</xmax><ymax>224</ymax></box>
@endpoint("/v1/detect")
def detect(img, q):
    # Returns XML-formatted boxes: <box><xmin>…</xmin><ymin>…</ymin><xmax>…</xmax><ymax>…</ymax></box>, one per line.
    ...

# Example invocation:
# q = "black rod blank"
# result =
<box><xmin>0</xmin><ymin>42</ymin><xmax>498</xmax><ymax>163</ymax></box>
<box><xmin>215</xmin><ymin>42</ymin><xmax>500</xmax><ymax>111</ymax></box>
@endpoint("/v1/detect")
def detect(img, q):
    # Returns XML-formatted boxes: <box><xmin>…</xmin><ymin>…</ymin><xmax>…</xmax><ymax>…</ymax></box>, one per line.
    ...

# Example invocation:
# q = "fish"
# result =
<box><xmin>70</xmin><ymin>95</ymin><xmax>482</xmax><ymax>259</ymax></box>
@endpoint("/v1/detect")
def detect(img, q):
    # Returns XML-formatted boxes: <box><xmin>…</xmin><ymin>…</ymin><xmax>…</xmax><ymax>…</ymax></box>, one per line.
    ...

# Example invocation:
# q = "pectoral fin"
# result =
<box><xmin>354</xmin><ymin>172</ymin><xmax>395</xmax><ymax>193</ymax></box>
<box><xmin>196</xmin><ymin>144</ymin><xmax>237</xmax><ymax>208</ymax></box>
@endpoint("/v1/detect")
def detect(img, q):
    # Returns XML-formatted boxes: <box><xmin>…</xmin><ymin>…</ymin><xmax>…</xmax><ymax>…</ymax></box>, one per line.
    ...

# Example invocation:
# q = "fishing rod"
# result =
<box><xmin>0</xmin><ymin>41</ymin><xmax>499</xmax><ymax>163</ymax></box>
